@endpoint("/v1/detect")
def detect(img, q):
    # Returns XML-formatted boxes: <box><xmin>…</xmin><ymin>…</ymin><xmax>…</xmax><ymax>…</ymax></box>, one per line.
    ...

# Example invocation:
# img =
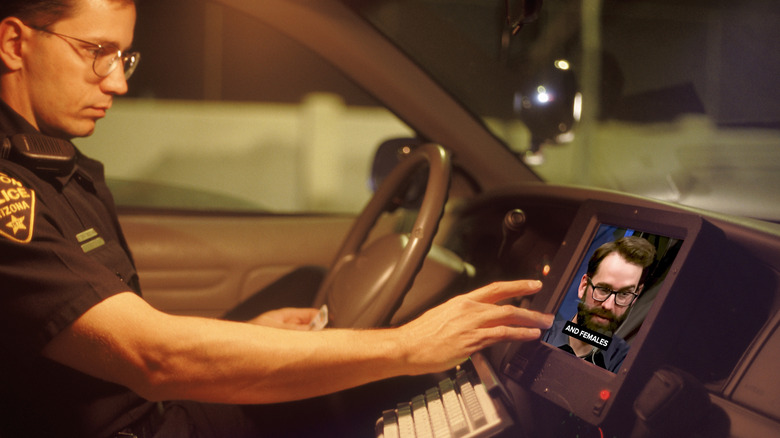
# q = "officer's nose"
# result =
<box><xmin>100</xmin><ymin>66</ymin><xmax>129</xmax><ymax>96</ymax></box>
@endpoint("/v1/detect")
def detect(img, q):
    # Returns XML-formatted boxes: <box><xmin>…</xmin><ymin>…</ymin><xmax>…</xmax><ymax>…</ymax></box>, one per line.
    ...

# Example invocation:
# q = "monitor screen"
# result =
<box><xmin>542</xmin><ymin>225</ymin><xmax>679</xmax><ymax>374</ymax></box>
<box><xmin>495</xmin><ymin>199</ymin><xmax>709</xmax><ymax>427</ymax></box>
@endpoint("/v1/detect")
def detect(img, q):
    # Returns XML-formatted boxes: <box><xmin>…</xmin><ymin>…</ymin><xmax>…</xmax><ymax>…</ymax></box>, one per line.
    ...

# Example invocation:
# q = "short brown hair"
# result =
<box><xmin>587</xmin><ymin>236</ymin><xmax>656</xmax><ymax>283</ymax></box>
<box><xmin>1</xmin><ymin>0</ymin><xmax>135</xmax><ymax>28</ymax></box>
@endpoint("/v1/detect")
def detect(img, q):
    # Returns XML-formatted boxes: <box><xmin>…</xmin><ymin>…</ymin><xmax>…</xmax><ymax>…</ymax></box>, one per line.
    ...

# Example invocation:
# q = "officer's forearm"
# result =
<box><xmin>42</xmin><ymin>291</ymin><xmax>409</xmax><ymax>404</ymax></box>
<box><xmin>42</xmin><ymin>280</ymin><xmax>550</xmax><ymax>404</ymax></box>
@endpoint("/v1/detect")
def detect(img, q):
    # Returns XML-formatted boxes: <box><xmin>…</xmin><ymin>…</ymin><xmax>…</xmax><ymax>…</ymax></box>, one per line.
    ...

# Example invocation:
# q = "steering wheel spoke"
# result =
<box><xmin>313</xmin><ymin>143</ymin><xmax>452</xmax><ymax>328</ymax></box>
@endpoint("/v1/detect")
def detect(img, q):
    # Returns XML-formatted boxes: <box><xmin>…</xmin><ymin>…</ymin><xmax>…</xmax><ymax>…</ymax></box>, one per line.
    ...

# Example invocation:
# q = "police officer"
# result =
<box><xmin>0</xmin><ymin>0</ymin><xmax>553</xmax><ymax>436</ymax></box>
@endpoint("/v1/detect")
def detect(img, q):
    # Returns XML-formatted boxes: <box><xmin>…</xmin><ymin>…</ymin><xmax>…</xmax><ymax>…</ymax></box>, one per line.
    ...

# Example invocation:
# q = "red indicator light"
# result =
<box><xmin>599</xmin><ymin>389</ymin><xmax>611</xmax><ymax>401</ymax></box>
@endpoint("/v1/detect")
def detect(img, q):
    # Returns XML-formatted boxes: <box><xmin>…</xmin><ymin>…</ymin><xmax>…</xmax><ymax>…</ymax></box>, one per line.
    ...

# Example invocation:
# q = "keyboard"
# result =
<box><xmin>376</xmin><ymin>355</ymin><xmax>512</xmax><ymax>438</ymax></box>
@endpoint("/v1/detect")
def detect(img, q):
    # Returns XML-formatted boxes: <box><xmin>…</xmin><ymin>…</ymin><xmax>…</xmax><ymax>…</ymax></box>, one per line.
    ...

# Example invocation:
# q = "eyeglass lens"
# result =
<box><xmin>588</xmin><ymin>278</ymin><xmax>636</xmax><ymax>306</ymax></box>
<box><xmin>96</xmin><ymin>51</ymin><xmax>140</xmax><ymax>79</ymax></box>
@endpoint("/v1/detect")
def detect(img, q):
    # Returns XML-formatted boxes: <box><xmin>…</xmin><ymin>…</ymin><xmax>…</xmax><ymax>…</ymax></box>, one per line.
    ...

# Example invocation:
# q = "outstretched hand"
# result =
<box><xmin>398</xmin><ymin>280</ymin><xmax>553</xmax><ymax>374</ymax></box>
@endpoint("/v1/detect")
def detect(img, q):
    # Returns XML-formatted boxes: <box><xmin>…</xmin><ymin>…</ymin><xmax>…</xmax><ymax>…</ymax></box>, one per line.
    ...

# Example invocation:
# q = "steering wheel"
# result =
<box><xmin>312</xmin><ymin>143</ymin><xmax>452</xmax><ymax>328</ymax></box>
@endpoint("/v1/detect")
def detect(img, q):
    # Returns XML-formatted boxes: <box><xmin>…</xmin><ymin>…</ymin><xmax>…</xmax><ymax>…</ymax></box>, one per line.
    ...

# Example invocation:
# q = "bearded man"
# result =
<box><xmin>544</xmin><ymin>236</ymin><xmax>656</xmax><ymax>372</ymax></box>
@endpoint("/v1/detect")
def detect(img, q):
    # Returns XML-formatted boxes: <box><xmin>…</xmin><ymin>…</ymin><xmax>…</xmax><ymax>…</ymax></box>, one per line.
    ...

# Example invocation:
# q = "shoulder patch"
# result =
<box><xmin>0</xmin><ymin>171</ymin><xmax>36</xmax><ymax>243</ymax></box>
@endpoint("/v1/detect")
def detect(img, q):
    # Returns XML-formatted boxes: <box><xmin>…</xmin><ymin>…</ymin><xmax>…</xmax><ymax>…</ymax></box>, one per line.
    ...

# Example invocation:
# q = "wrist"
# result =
<box><xmin>385</xmin><ymin>324</ymin><xmax>429</xmax><ymax>376</ymax></box>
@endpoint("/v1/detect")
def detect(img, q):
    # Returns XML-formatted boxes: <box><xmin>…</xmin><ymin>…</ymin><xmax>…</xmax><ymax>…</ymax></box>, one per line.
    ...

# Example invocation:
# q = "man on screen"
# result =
<box><xmin>544</xmin><ymin>236</ymin><xmax>656</xmax><ymax>372</ymax></box>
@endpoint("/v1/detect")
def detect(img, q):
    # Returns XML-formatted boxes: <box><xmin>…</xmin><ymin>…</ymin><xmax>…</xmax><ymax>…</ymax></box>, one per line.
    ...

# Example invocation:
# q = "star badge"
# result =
<box><xmin>0</xmin><ymin>171</ymin><xmax>36</xmax><ymax>244</ymax></box>
<box><xmin>6</xmin><ymin>214</ymin><xmax>27</xmax><ymax>234</ymax></box>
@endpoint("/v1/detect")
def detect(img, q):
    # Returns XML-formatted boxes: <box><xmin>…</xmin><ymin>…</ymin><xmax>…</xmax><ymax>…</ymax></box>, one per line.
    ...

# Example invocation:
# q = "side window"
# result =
<box><xmin>75</xmin><ymin>1</ymin><xmax>413</xmax><ymax>214</ymax></box>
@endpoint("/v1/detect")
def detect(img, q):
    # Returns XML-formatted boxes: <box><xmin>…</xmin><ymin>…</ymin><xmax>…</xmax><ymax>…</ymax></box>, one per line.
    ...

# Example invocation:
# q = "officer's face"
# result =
<box><xmin>18</xmin><ymin>0</ymin><xmax>136</xmax><ymax>139</ymax></box>
<box><xmin>576</xmin><ymin>253</ymin><xmax>643</xmax><ymax>334</ymax></box>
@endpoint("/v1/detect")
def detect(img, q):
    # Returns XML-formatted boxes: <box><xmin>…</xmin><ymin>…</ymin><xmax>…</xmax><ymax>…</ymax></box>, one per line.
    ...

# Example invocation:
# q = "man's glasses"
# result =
<box><xmin>30</xmin><ymin>25</ymin><xmax>140</xmax><ymax>79</ymax></box>
<box><xmin>586</xmin><ymin>277</ymin><xmax>638</xmax><ymax>307</ymax></box>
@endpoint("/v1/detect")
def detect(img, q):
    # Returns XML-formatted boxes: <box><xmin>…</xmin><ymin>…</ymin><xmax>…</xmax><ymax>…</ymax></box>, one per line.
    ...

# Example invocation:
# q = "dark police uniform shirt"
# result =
<box><xmin>0</xmin><ymin>101</ymin><xmax>156</xmax><ymax>437</ymax></box>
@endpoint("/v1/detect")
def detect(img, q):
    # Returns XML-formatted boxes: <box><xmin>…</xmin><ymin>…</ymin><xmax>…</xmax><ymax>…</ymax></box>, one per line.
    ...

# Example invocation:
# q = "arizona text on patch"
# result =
<box><xmin>0</xmin><ymin>172</ymin><xmax>35</xmax><ymax>243</ymax></box>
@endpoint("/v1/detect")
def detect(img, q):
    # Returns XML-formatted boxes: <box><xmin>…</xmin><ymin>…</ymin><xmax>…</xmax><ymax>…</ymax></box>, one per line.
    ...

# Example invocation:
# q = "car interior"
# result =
<box><xmin>68</xmin><ymin>0</ymin><xmax>780</xmax><ymax>436</ymax></box>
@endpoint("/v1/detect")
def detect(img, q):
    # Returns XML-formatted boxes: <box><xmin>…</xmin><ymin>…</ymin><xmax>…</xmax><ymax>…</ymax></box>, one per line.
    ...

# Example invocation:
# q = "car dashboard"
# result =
<box><xmin>378</xmin><ymin>182</ymin><xmax>780</xmax><ymax>438</ymax></box>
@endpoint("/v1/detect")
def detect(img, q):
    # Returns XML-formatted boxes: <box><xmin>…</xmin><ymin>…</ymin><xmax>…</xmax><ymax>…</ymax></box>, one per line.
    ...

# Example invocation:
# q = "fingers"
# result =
<box><xmin>247</xmin><ymin>307</ymin><xmax>320</xmax><ymax>329</ymax></box>
<box><xmin>461</xmin><ymin>308</ymin><xmax>553</xmax><ymax>353</ymax></box>
<box><xmin>483</xmin><ymin>305</ymin><xmax>553</xmax><ymax>331</ymax></box>
<box><xmin>459</xmin><ymin>281</ymin><xmax>553</xmax><ymax>339</ymax></box>
<box><xmin>399</xmin><ymin>281</ymin><xmax>554</xmax><ymax>374</ymax></box>
<box><xmin>466</xmin><ymin>280</ymin><xmax>544</xmax><ymax>304</ymax></box>
<box><xmin>474</xmin><ymin>325</ymin><xmax>546</xmax><ymax>348</ymax></box>
<box><xmin>424</xmin><ymin>280</ymin><xmax>551</xmax><ymax>332</ymax></box>
<box><xmin>283</xmin><ymin>307</ymin><xmax>320</xmax><ymax>323</ymax></box>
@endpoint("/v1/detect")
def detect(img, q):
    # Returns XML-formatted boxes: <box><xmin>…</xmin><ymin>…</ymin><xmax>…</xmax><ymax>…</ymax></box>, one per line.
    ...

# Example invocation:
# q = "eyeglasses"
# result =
<box><xmin>30</xmin><ymin>25</ymin><xmax>140</xmax><ymax>79</ymax></box>
<box><xmin>586</xmin><ymin>277</ymin><xmax>638</xmax><ymax>307</ymax></box>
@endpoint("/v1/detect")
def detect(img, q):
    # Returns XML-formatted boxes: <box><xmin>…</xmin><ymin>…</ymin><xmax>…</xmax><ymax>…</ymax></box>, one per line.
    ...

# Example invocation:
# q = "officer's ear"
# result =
<box><xmin>0</xmin><ymin>17</ymin><xmax>25</xmax><ymax>72</ymax></box>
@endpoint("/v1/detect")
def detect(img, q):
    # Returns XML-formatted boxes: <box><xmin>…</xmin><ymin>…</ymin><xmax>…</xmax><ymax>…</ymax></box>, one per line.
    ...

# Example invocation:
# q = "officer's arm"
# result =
<box><xmin>41</xmin><ymin>281</ymin><xmax>551</xmax><ymax>404</ymax></box>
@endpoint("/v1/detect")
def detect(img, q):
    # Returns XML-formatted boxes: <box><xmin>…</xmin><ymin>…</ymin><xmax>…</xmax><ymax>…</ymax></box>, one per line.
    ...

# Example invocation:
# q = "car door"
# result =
<box><xmin>118</xmin><ymin>211</ymin><xmax>352</xmax><ymax>317</ymax></box>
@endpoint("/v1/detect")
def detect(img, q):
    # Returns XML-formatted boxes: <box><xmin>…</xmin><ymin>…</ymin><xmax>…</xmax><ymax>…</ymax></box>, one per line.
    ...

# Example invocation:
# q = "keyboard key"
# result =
<box><xmin>411</xmin><ymin>394</ymin><xmax>434</xmax><ymax>438</ymax></box>
<box><xmin>425</xmin><ymin>387</ymin><xmax>451</xmax><ymax>438</ymax></box>
<box><xmin>456</xmin><ymin>370</ymin><xmax>487</xmax><ymax>429</ymax></box>
<box><xmin>439</xmin><ymin>378</ymin><xmax>469</xmax><ymax>437</ymax></box>
<box><xmin>472</xmin><ymin>381</ymin><xmax>499</xmax><ymax>424</ymax></box>
<box><xmin>397</xmin><ymin>402</ymin><xmax>416</xmax><ymax>438</ymax></box>
<box><xmin>383</xmin><ymin>409</ymin><xmax>399</xmax><ymax>438</ymax></box>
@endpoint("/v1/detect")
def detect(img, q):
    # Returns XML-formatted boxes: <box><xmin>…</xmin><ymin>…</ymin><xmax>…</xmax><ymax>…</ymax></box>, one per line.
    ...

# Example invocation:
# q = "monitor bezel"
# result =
<box><xmin>499</xmin><ymin>199</ymin><xmax>705</xmax><ymax>426</ymax></box>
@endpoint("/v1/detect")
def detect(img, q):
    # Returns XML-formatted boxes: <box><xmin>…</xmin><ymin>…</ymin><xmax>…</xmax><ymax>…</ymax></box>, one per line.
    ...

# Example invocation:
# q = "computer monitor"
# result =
<box><xmin>496</xmin><ymin>199</ymin><xmax>713</xmax><ymax>427</ymax></box>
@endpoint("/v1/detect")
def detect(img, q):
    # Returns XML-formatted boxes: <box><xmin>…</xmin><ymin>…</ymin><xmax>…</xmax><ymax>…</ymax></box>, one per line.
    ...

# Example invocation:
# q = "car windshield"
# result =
<box><xmin>347</xmin><ymin>0</ymin><xmax>780</xmax><ymax>222</ymax></box>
